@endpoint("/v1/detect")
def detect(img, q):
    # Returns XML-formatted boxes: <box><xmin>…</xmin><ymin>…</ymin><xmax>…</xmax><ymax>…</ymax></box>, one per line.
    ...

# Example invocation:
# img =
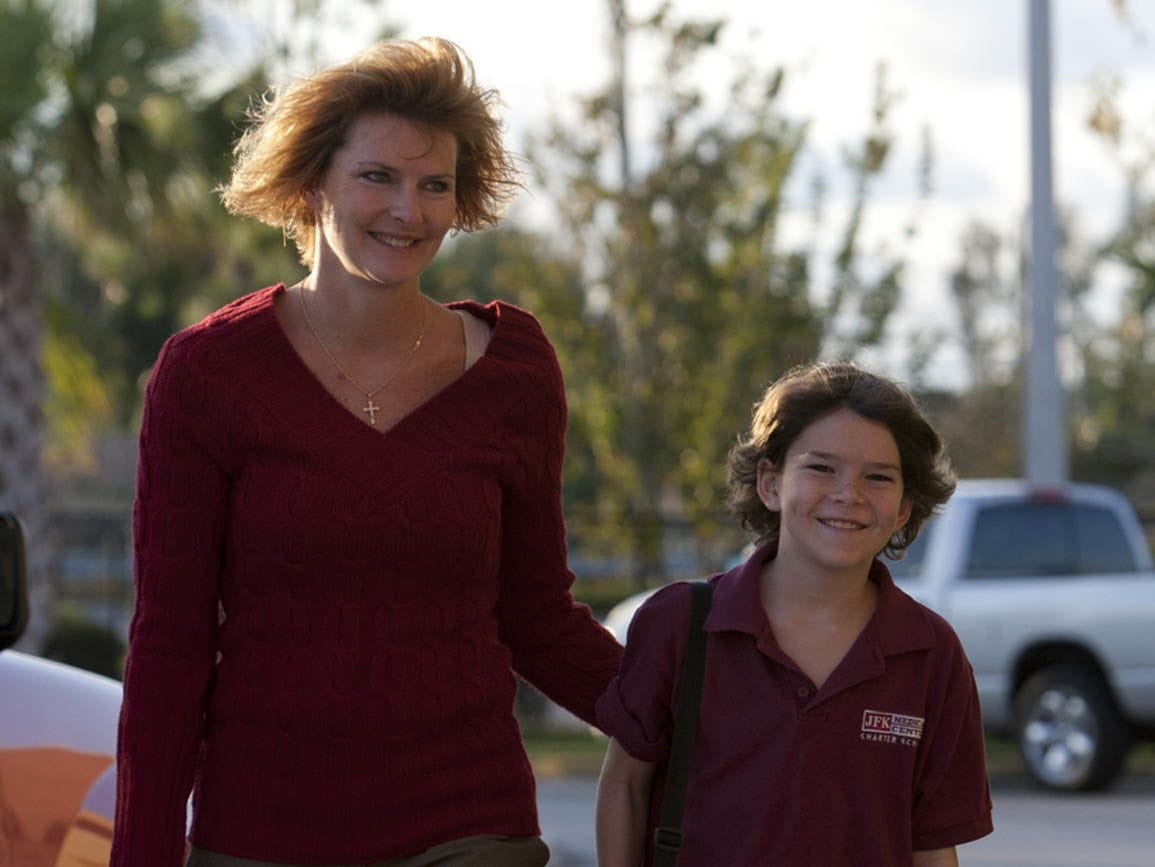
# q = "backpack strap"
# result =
<box><xmin>652</xmin><ymin>580</ymin><xmax>714</xmax><ymax>865</ymax></box>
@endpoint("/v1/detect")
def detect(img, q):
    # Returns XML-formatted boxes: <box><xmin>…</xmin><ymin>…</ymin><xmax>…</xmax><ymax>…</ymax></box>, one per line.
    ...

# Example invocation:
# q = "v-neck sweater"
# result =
<box><xmin>111</xmin><ymin>284</ymin><xmax>623</xmax><ymax>866</ymax></box>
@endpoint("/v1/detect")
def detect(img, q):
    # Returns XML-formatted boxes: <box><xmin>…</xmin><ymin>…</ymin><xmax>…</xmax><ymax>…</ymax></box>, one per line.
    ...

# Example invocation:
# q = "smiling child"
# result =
<box><xmin>595</xmin><ymin>361</ymin><xmax>993</xmax><ymax>867</ymax></box>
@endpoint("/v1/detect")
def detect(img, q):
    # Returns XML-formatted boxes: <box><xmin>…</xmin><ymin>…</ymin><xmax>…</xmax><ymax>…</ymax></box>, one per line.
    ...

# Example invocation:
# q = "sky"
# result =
<box><xmin>217</xmin><ymin>0</ymin><xmax>1155</xmax><ymax>390</ymax></box>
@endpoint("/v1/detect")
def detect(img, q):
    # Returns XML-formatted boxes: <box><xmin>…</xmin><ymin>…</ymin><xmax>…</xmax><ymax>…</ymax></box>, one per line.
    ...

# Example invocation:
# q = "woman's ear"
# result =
<box><xmin>756</xmin><ymin>458</ymin><xmax>781</xmax><ymax>512</ymax></box>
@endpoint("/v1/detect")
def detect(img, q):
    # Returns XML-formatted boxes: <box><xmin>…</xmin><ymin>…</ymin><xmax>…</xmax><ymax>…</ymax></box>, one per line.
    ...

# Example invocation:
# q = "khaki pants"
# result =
<box><xmin>186</xmin><ymin>835</ymin><xmax>550</xmax><ymax>867</ymax></box>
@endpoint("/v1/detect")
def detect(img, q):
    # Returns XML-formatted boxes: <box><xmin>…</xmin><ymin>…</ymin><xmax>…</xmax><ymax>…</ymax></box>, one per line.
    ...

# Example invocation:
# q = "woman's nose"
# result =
<box><xmin>390</xmin><ymin>187</ymin><xmax>419</xmax><ymax>224</ymax></box>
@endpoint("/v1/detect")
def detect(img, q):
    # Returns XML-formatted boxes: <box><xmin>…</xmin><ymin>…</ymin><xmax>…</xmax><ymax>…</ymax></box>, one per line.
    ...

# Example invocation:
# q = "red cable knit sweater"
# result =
<box><xmin>111</xmin><ymin>284</ymin><xmax>622</xmax><ymax>866</ymax></box>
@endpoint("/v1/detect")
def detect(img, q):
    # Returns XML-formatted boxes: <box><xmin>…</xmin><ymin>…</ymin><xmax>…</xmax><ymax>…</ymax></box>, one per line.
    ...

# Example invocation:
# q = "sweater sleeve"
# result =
<box><xmin>111</xmin><ymin>334</ymin><xmax>230</xmax><ymax>867</ymax></box>
<box><xmin>493</xmin><ymin>321</ymin><xmax>622</xmax><ymax>728</ymax></box>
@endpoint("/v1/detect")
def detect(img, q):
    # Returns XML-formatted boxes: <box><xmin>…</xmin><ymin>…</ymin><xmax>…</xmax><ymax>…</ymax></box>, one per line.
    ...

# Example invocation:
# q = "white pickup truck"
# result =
<box><xmin>886</xmin><ymin>478</ymin><xmax>1155</xmax><ymax>792</ymax></box>
<box><xmin>604</xmin><ymin>479</ymin><xmax>1155</xmax><ymax>792</ymax></box>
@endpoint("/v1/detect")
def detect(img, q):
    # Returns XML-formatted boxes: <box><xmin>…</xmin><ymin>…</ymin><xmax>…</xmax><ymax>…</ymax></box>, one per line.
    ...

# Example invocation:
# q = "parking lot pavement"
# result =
<box><xmin>536</xmin><ymin>770</ymin><xmax>1155</xmax><ymax>867</ymax></box>
<box><xmin>537</xmin><ymin>776</ymin><xmax>598</xmax><ymax>866</ymax></box>
<box><xmin>966</xmin><ymin>770</ymin><xmax>1155</xmax><ymax>867</ymax></box>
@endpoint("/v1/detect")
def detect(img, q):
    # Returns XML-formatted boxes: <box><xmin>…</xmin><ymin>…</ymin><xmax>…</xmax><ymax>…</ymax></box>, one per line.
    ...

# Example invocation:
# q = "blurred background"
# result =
<box><xmin>2</xmin><ymin>0</ymin><xmax>1154</xmax><ymax>680</ymax></box>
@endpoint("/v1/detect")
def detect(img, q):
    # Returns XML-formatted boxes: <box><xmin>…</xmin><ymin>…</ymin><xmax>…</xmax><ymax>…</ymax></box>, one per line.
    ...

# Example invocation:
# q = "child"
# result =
<box><xmin>596</xmin><ymin>362</ymin><xmax>993</xmax><ymax>866</ymax></box>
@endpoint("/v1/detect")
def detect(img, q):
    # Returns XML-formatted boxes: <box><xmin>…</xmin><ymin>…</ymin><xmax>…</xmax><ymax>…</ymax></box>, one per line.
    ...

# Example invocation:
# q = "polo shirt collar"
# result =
<box><xmin>871</xmin><ymin>555</ymin><xmax>938</xmax><ymax>656</ymax></box>
<box><xmin>705</xmin><ymin>541</ymin><xmax>938</xmax><ymax>659</ymax></box>
<box><xmin>704</xmin><ymin>542</ymin><xmax>773</xmax><ymax>637</ymax></box>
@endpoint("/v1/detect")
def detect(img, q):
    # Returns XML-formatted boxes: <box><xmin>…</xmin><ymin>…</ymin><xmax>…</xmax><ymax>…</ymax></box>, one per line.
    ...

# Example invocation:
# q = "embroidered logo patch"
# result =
<box><xmin>860</xmin><ymin>709</ymin><xmax>924</xmax><ymax>746</ymax></box>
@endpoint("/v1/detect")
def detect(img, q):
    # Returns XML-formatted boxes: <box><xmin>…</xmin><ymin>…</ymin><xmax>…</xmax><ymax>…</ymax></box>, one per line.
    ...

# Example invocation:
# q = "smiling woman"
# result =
<box><xmin>110</xmin><ymin>37</ymin><xmax>622</xmax><ymax>867</ymax></box>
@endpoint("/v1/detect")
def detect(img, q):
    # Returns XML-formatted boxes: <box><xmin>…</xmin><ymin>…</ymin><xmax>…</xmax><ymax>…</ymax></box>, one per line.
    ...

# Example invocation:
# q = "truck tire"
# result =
<box><xmin>1013</xmin><ymin>664</ymin><xmax>1132</xmax><ymax>792</ymax></box>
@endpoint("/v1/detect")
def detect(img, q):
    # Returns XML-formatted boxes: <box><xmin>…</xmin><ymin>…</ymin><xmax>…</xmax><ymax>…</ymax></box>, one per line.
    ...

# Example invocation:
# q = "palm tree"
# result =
<box><xmin>0</xmin><ymin>0</ymin><xmax>204</xmax><ymax>650</ymax></box>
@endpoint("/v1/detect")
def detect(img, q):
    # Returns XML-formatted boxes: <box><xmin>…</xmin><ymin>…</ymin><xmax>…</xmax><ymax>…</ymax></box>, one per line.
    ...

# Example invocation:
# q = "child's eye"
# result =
<box><xmin>867</xmin><ymin>473</ymin><xmax>897</xmax><ymax>483</ymax></box>
<box><xmin>805</xmin><ymin>463</ymin><xmax>834</xmax><ymax>473</ymax></box>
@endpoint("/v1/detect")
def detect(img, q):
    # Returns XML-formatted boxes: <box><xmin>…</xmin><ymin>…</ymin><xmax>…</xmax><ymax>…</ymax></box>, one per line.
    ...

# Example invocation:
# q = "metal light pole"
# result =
<box><xmin>1024</xmin><ymin>0</ymin><xmax>1068</xmax><ymax>484</ymax></box>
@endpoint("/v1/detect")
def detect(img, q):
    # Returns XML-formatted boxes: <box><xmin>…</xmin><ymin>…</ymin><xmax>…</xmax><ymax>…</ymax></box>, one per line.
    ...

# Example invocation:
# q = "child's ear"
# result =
<box><xmin>895</xmin><ymin>495</ymin><xmax>913</xmax><ymax>530</ymax></box>
<box><xmin>756</xmin><ymin>459</ymin><xmax>781</xmax><ymax>512</ymax></box>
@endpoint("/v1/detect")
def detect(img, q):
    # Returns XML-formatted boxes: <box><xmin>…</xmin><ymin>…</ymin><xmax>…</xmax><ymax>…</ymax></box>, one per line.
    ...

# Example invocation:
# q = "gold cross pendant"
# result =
<box><xmin>362</xmin><ymin>398</ymin><xmax>380</xmax><ymax>425</ymax></box>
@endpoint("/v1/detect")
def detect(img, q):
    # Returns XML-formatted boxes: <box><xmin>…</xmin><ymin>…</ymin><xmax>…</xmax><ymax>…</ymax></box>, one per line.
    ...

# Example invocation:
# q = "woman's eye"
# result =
<box><xmin>426</xmin><ymin>180</ymin><xmax>451</xmax><ymax>193</ymax></box>
<box><xmin>363</xmin><ymin>171</ymin><xmax>390</xmax><ymax>183</ymax></box>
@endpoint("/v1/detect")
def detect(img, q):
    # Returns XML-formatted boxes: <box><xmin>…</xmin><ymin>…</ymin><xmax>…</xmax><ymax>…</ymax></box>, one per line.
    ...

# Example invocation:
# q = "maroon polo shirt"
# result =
<box><xmin>596</xmin><ymin>543</ymin><xmax>993</xmax><ymax>866</ymax></box>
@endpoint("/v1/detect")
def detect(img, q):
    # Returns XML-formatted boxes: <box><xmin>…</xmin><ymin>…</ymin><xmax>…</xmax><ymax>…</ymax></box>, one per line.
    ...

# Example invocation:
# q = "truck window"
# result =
<box><xmin>965</xmin><ymin>502</ymin><xmax>1138</xmax><ymax>578</ymax></box>
<box><xmin>1073</xmin><ymin>504</ymin><xmax>1140</xmax><ymax>573</ymax></box>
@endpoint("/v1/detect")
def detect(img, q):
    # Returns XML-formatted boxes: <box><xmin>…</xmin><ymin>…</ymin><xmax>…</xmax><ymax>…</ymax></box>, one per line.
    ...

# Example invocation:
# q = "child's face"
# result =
<box><xmin>757</xmin><ymin>407</ymin><xmax>912</xmax><ymax>580</ymax></box>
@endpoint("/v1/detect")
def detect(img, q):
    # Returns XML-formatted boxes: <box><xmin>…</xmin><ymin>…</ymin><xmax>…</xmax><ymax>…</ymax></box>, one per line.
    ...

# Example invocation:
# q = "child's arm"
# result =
<box><xmin>596</xmin><ymin>737</ymin><xmax>657</xmax><ymax>867</ymax></box>
<box><xmin>913</xmin><ymin>847</ymin><xmax>959</xmax><ymax>866</ymax></box>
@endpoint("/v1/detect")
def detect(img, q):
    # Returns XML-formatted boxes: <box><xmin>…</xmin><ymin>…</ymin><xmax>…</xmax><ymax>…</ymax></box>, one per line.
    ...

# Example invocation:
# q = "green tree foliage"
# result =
<box><xmin>1073</xmin><ymin>74</ymin><xmax>1155</xmax><ymax>500</ymax></box>
<box><xmin>0</xmin><ymin>0</ymin><xmax>245</xmax><ymax>423</ymax></box>
<box><xmin>520</xmin><ymin>3</ymin><xmax>913</xmax><ymax>582</ymax></box>
<box><xmin>1</xmin><ymin>0</ymin><xmax>217</xmax><ymax>647</ymax></box>
<box><xmin>42</xmin><ymin>322</ymin><xmax>118</xmax><ymax>476</ymax></box>
<box><xmin>930</xmin><ymin>209</ymin><xmax>1103</xmax><ymax>479</ymax></box>
<box><xmin>948</xmin><ymin>222</ymin><xmax>1019</xmax><ymax>389</ymax></box>
<box><xmin>928</xmin><ymin>42</ymin><xmax>1153</xmax><ymax>492</ymax></box>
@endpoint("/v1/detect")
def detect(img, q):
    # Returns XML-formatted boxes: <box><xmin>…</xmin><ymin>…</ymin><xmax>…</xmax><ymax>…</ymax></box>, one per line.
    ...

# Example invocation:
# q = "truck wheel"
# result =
<box><xmin>1013</xmin><ymin>665</ymin><xmax>1131</xmax><ymax>792</ymax></box>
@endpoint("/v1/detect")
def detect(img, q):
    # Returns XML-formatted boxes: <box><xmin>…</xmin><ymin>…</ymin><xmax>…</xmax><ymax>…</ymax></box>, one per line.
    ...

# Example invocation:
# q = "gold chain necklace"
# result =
<box><xmin>298</xmin><ymin>288</ymin><xmax>427</xmax><ymax>425</ymax></box>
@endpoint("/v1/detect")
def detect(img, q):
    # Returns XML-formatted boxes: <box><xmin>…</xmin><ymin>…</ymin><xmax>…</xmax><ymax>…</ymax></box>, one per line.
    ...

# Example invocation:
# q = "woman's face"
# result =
<box><xmin>307</xmin><ymin>112</ymin><xmax>458</xmax><ymax>291</ymax></box>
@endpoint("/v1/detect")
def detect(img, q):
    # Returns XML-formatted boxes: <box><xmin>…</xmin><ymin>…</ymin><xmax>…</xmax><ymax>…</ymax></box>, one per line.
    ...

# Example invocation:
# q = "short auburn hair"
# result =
<box><xmin>727</xmin><ymin>361</ymin><xmax>956</xmax><ymax>557</ymax></box>
<box><xmin>219</xmin><ymin>37</ymin><xmax>521</xmax><ymax>266</ymax></box>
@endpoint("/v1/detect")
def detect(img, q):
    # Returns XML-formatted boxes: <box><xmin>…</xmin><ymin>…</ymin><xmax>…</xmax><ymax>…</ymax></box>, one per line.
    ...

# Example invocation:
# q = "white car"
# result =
<box><xmin>1</xmin><ymin>512</ymin><xmax>123</xmax><ymax>866</ymax></box>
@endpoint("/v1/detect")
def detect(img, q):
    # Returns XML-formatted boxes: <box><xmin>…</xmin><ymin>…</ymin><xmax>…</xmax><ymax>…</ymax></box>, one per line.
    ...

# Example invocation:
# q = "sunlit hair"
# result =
<box><xmin>219</xmin><ymin>37</ymin><xmax>521</xmax><ymax>267</ymax></box>
<box><xmin>727</xmin><ymin>361</ymin><xmax>956</xmax><ymax>557</ymax></box>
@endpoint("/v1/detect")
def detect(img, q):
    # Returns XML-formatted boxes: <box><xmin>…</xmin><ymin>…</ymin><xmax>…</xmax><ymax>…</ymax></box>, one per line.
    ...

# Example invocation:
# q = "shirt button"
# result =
<box><xmin>797</xmin><ymin>686</ymin><xmax>811</xmax><ymax>698</ymax></box>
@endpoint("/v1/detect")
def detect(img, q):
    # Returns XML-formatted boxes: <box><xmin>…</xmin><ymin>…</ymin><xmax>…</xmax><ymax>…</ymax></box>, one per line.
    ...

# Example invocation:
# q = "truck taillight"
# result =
<box><xmin>1028</xmin><ymin>486</ymin><xmax>1068</xmax><ymax>504</ymax></box>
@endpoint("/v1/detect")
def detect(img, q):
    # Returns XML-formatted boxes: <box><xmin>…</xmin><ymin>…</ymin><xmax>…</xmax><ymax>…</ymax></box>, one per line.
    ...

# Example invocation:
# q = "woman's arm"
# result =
<box><xmin>596</xmin><ymin>738</ymin><xmax>657</xmax><ymax>867</ymax></box>
<box><xmin>111</xmin><ymin>336</ymin><xmax>231</xmax><ymax>867</ymax></box>
<box><xmin>492</xmin><ymin>319</ymin><xmax>622</xmax><ymax>724</ymax></box>
<box><xmin>913</xmin><ymin>847</ymin><xmax>959</xmax><ymax>867</ymax></box>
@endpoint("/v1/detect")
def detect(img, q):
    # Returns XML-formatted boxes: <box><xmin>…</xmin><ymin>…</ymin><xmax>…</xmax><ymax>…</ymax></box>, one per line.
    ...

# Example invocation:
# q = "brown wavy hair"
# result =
<box><xmin>219</xmin><ymin>37</ymin><xmax>522</xmax><ymax>267</ymax></box>
<box><xmin>727</xmin><ymin>361</ymin><xmax>956</xmax><ymax>557</ymax></box>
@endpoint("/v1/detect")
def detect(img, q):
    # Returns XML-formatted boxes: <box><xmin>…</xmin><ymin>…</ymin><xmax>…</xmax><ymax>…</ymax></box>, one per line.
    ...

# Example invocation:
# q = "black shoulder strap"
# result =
<box><xmin>652</xmin><ymin>580</ymin><xmax>714</xmax><ymax>866</ymax></box>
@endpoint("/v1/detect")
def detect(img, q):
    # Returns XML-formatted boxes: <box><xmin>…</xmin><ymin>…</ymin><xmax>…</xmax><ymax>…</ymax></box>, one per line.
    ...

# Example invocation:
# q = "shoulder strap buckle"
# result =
<box><xmin>653</xmin><ymin>825</ymin><xmax>684</xmax><ymax>853</ymax></box>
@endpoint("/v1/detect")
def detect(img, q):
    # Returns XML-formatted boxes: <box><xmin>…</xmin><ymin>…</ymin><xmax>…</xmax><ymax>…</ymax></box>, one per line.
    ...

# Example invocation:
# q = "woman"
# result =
<box><xmin>111</xmin><ymin>37</ymin><xmax>622</xmax><ymax>867</ymax></box>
